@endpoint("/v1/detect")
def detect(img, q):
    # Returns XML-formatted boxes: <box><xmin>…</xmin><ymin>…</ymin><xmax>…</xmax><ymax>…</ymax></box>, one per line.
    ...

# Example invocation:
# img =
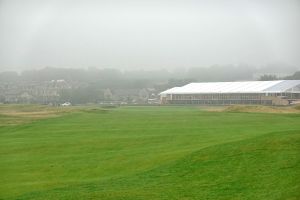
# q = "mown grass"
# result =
<box><xmin>0</xmin><ymin>106</ymin><xmax>299</xmax><ymax>199</ymax></box>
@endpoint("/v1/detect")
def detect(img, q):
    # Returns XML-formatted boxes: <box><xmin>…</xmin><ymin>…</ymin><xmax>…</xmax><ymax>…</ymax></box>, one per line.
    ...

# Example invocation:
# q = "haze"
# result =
<box><xmin>0</xmin><ymin>0</ymin><xmax>300</xmax><ymax>71</ymax></box>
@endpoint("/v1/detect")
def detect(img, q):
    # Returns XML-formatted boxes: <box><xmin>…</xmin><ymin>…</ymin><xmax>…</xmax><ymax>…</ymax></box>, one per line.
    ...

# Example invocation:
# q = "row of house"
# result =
<box><xmin>0</xmin><ymin>80</ymin><xmax>70</xmax><ymax>104</ymax></box>
<box><xmin>0</xmin><ymin>80</ymin><xmax>159</xmax><ymax>105</ymax></box>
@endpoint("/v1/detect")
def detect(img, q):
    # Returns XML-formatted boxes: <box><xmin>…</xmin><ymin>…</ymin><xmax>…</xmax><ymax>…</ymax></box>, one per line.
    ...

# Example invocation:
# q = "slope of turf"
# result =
<box><xmin>0</xmin><ymin>106</ymin><xmax>299</xmax><ymax>199</ymax></box>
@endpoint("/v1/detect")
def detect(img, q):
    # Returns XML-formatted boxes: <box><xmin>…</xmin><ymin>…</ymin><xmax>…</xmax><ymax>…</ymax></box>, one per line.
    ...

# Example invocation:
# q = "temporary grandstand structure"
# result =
<box><xmin>160</xmin><ymin>80</ymin><xmax>300</xmax><ymax>105</ymax></box>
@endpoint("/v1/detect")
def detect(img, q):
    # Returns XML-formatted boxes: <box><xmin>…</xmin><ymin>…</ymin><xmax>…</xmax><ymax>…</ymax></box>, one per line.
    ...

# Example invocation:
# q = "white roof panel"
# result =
<box><xmin>160</xmin><ymin>80</ymin><xmax>300</xmax><ymax>94</ymax></box>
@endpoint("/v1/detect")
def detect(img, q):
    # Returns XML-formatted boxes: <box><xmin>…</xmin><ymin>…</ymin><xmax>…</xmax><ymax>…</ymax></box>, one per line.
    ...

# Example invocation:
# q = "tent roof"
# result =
<box><xmin>160</xmin><ymin>80</ymin><xmax>300</xmax><ymax>95</ymax></box>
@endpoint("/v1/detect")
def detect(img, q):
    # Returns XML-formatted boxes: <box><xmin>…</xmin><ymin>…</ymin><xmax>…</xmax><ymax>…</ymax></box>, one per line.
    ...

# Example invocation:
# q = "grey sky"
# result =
<box><xmin>0</xmin><ymin>0</ymin><xmax>300</xmax><ymax>71</ymax></box>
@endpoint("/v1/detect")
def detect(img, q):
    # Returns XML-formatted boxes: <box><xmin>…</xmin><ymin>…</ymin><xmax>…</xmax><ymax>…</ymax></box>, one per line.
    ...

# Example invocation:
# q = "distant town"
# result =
<box><xmin>0</xmin><ymin>66</ymin><xmax>299</xmax><ymax>105</ymax></box>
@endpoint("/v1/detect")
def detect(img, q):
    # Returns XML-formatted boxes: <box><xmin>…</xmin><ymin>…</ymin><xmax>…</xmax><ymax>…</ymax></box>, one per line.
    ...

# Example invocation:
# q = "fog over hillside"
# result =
<box><xmin>0</xmin><ymin>0</ymin><xmax>300</xmax><ymax>72</ymax></box>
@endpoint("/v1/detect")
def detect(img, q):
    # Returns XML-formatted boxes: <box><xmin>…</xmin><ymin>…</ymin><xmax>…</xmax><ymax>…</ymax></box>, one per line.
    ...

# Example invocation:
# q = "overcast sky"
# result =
<box><xmin>0</xmin><ymin>0</ymin><xmax>300</xmax><ymax>71</ymax></box>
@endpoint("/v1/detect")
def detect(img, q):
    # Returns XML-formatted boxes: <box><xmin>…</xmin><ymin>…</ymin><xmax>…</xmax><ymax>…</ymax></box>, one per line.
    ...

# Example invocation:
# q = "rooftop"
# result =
<box><xmin>160</xmin><ymin>80</ymin><xmax>300</xmax><ymax>94</ymax></box>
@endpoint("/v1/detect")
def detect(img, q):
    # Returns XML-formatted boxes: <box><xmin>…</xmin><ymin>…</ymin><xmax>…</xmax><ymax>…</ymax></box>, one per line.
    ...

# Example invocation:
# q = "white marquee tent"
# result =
<box><xmin>160</xmin><ymin>80</ymin><xmax>300</xmax><ymax>95</ymax></box>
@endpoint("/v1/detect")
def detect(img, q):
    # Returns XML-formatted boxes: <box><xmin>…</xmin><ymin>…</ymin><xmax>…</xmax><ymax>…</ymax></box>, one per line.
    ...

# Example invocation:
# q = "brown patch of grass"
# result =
<box><xmin>0</xmin><ymin>104</ymin><xmax>75</xmax><ymax>126</ymax></box>
<box><xmin>0</xmin><ymin>104</ymin><xmax>111</xmax><ymax>127</ymax></box>
<box><xmin>294</xmin><ymin>104</ymin><xmax>300</xmax><ymax>110</ymax></box>
<box><xmin>221</xmin><ymin>105</ymin><xmax>300</xmax><ymax>113</ymax></box>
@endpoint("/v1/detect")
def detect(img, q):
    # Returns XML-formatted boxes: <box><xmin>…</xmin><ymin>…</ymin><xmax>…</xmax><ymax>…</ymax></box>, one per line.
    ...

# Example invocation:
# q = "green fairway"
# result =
<box><xmin>0</xmin><ymin>106</ymin><xmax>300</xmax><ymax>199</ymax></box>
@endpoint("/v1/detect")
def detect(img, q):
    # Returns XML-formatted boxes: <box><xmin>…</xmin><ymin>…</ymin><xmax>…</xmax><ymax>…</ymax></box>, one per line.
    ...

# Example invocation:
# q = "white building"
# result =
<box><xmin>160</xmin><ymin>80</ymin><xmax>300</xmax><ymax>105</ymax></box>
